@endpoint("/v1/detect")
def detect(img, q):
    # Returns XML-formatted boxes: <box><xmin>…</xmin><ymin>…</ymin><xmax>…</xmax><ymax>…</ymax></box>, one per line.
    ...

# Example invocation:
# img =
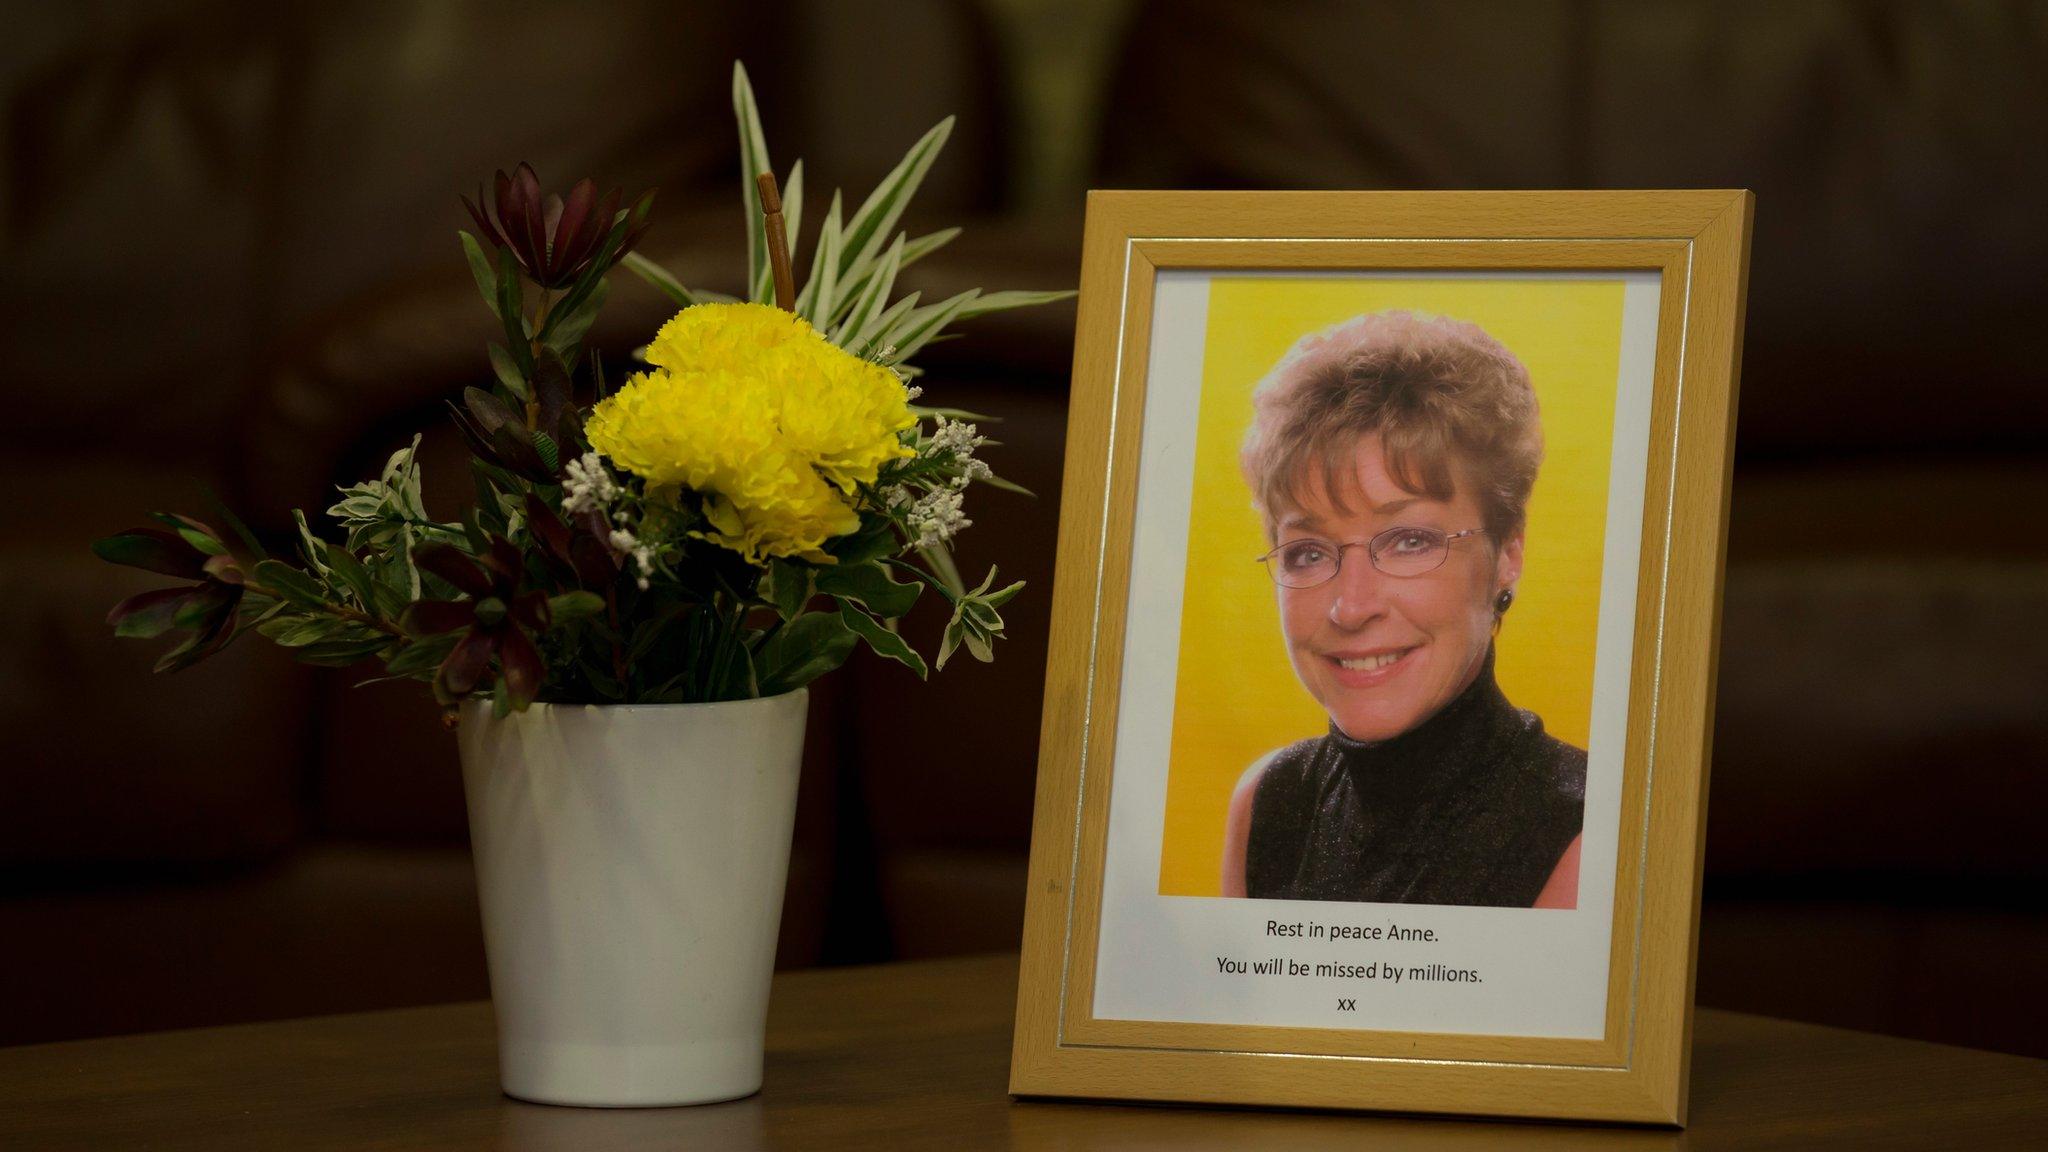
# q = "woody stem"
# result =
<box><xmin>757</xmin><ymin>172</ymin><xmax>796</xmax><ymax>312</ymax></box>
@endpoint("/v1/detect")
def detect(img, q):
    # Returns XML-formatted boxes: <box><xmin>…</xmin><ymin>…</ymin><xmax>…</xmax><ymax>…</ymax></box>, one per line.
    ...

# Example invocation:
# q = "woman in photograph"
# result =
<box><xmin>1220</xmin><ymin>310</ymin><xmax>1585</xmax><ymax>908</ymax></box>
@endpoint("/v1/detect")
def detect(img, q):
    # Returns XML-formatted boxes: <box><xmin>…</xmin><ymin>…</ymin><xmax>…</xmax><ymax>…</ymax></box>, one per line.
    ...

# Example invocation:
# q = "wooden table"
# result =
<box><xmin>3</xmin><ymin>953</ymin><xmax>2041</xmax><ymax>1149</ymax></box>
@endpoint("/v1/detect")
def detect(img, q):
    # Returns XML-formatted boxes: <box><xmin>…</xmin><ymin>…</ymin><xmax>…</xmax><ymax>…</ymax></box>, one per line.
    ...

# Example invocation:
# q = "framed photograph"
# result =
<box><xmin>1010</xmin><ymin>190</ymin><xmax>1752</xmax><ymax>1125</ymax></box>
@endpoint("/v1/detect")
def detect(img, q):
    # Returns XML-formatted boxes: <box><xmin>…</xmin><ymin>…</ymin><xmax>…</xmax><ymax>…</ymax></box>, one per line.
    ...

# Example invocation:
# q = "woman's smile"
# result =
<box><xmin>1322</xmin><ymin>644</ymin><xmax>1420</xmax><ymax>686</ymax></box>
<box><xmin>1274</xmin><ymin>435</ymin><xmax>1520</xmax><ymax>743</ymax></box>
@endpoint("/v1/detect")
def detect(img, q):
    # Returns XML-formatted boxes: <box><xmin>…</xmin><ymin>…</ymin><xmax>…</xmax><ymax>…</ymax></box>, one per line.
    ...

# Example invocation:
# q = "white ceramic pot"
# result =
<box><xmin>458</xmin><ymin>689</ymin><xmax>808</xmax><ymax>1107</ymax></box>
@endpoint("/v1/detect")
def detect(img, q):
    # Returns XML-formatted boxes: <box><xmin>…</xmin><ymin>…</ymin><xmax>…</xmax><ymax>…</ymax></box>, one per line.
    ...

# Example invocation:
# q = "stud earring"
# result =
<box><xmin>1495</xmin><ymin>587</ymin><xmax>1515</xmax><ymax>614</ymax></box>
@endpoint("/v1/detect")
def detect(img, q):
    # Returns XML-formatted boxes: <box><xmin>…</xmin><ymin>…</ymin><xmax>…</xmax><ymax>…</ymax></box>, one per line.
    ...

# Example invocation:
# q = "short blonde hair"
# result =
<box><xmin>1240</xmin><ymin>310</ymin><xmax>1544</xmax><ymax>543</ymax></box>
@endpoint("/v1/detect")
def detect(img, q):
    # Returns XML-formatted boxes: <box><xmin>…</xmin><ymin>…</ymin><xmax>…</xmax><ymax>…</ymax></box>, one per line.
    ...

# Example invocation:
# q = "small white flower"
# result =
<box><xmin>562</xmin><ymin>452</ymin><xmax>619</xmax><ymax>517</ymax></box>
<box><xmin>608</xmin><ymin>527</ymin><xmax>657</xmax><ymax>589</ymax></box>
<box><xmin>926</xmin><ymin>415</ymin><xmax>984</xmax><ymax>458</ymax></box>
<box><xmin>906</xmin><ymin>486</ymin><xmax>971</xmax><ymax>549</ymax></box>
<box><xmin>949</xmin><ymin>456</ymin><xmax>994</xmax><ymax>491</ymax></box>
<box><xmin>903</xmin><ymin>384</ymin><xmax>924</xmax><ymax>402</ymax></box>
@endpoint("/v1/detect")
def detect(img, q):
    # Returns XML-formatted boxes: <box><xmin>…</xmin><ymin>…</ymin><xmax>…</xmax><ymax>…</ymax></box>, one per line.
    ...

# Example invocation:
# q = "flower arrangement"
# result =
<box><xmin>94</xmin><ymin>65</ymin><xmax>1069</xmax><ymax>715</ymax></box>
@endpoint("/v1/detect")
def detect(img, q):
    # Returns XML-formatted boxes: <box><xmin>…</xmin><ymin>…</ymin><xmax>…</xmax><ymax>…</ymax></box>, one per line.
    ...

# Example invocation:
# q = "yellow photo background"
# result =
<box><xmin>1156</xmin><ymin>276</ymin><xmax>1628</xmax><ymax>897</ymax></box>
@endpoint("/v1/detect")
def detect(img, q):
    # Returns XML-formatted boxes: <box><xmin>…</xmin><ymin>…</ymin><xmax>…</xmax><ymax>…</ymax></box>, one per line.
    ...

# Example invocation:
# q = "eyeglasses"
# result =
<box><xmin>1256</xmin><ymin>527</ymin><xmax>1490</xmax><ymax>588</ymax></box>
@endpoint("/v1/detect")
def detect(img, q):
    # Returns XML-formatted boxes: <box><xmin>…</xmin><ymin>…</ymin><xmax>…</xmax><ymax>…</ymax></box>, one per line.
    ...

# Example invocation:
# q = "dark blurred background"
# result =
<box><xmin>3</xmin><ymin>0</ymin><xmax>2044</xmax><ymax>1059</ymax></box>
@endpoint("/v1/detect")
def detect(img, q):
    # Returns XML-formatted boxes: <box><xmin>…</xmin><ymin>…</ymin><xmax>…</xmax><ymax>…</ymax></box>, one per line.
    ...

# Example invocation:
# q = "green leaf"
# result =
<box><xmin>92</xmin><ymin>531</ymin><xmax>201</xmax><ymax>579</ymax></box>
<box><xmin>292</xmin><ymin>510</ymin><xmax>330</xmax><ymax>576</ymax></box>
<box><xmin>495</xmin><ymin>245</ymin><xmax>532</xmax><ymax>377</ymax></box>
<box><xmin>459</xmin><ymin>231</ymin><xmax>502</xmax><ymax>320</ymax></box>
<box><xmin>919</xmin><ymin>541</ymin><xmax>966</xmax><ymax>596</ymax></box>
<box><xmin>956</xmin><ymin>288</ymin><xmax>1076</xmax><ymax>318</ymax></box>
<box><xmin>795</xmin><ymin>191</ymin><xmax>844</xmax><ymax>323</ymax></box>
<box><xmin>259</xmin><ymin>613</ymin><xmax>346</xmax><ymax>647</ymax></box>
<box><xmin>828</xmin><ymin>517</ymin><xmax>899</xmax><ymax>567</ymax></box>
<box><xmin>909</xmin><ymin>405</ymin><xmax>1002</xmax><ymax>426</ymax></box>
<box><xmin>733</xmin><ymin>61</ymin><xmax>776</xmax><ymax>305</ymax></box>
<box><xmin>754</xmin><ymin>610</ymin><xmax>857</xmax><ymax>695</ymax></box>
<box><xmin>937</xmin><ymin>616</ymin><xmax>967</xmax><ymax>670</ymax></box>
<box><xmin>488</xmin><ymin>344</ymin><xmax>528</xmax><ymax>401</ymax></box>
<box><xmin>458</xmin><ymin>501</ymin><xmax>493</xmax><ymax>552</ymax></box>
<box><xmin>831</xmin><ymin>233</ymin><xmax>905</xmax><ymax>348</ymax></box>
<box><xmin>814</xmin><ymin>560</ymin><xmax>920</xmax><ymax>619</ymax></box>
<box><xmin>781</xmin><ymin>159</ymin><xmax>804</xmax><ymax>268</ymax></box>
<box><xmin>836</xmin><ymin>601</ymin><xmax>928</xmax><ymax>678</ymax></box>
<box><xmin>717</xmin><ymin>637</ymin><xmax>759</xmax><ymax>701</ymax></box>
<box><xmin>879</xmin><ymin>289</ymin><xmax>978</xmax><ymax>364</ymax></box>
<box><xmin>110</xmin><ymin>588</ymin><xmax>191</xmax><ymax>639</ymax></box>
<box><xmin>757</xmin><ymin>559</ymin><xmax>813</xmax><ymax>622</ymax></box>
<box><xmin>295</xmin><ymin>637</ymin><xmax>394</xmax><ymax>667</ymax></box>
<box><xmin>975</xmin><ymin>470</ymin><xmax>1035</xmax><ymax>497</ymax></box>
<box><xmin>898</xmin><ymin>226</ymin><xmax>961</xmax><ymax>271</ymax></box>
<box><xmin>152</xmin><ymin>517</ymin><xmax>225</xmax><ymax>556</ymax></box>
<box><xmin>323</xmin><ymin>541</ymin><xmax>378</xmax><ymax>611</ymax></box>
<box><xmin>543</xmin><ymin>278</ymin><xmax>607</xmax><ymax>360</ymax></box>
<box><xmin>541</xmin><ymin>195</ymin><xmax>642</xmax><ymax>342</ymax></box>
<box><xmin>621</xmin><ymin>252</ymin><xmax>704</xmax><ymax>308</ymax></box>
<box><xmin>963</xmin><ymin>598</ymin><xmax>1002</xmax><ymax>632</ymax></box>
<box><xmin>253</xmin><ymin>560</ymin><xmax>330</xmax><ymax>608</ymax></box>
<box><xmin>961</xmin><ymin>625</ymin><xmax>994</xmax><ymax>663</ymax></box>
<box><xmin>547</xmin><ymin>591</ymin><xmax>605</xmax><ymax>622</ymax></box>
<box><xmin>383</xmin><ymin>631</ymin><xmax>460</xmax><ymax>678</ymax></box>
<box><xmin>982</xmin><ymin>578</ymin><xmax>1025</xmax><ymax>609</ymax></box>
<box><xmin>838</xmin><ymin>116</ymin><xmax>953</xmax><ymax>289</ymax></box>
<box><xmin>531</xmin><ymin>430</ymin><xmax>561</xmax><ymax>474</ymax></box>
<box><xmin>846</xmin><ymin>290</ymin><xmax>920</xmax><ymax>361</ymax></box>
<box><xmin>391</xmin><ymin>522</ymin><xmax>422</xmax><ymax>602</ymax></box>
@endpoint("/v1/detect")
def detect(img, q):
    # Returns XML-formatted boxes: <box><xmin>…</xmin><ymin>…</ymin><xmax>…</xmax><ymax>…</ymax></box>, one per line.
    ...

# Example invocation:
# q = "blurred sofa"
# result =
<box><xmin>4</xmin><ymin>0</ymin><xmax>2043</xmax><ymax>1058</ymax></box>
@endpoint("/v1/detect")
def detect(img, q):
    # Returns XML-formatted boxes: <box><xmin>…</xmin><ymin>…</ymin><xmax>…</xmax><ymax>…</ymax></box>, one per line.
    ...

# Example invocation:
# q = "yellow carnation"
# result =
<box><xmin>585</xmin><ymin>302</ymin><xmax>916</xmax><ymax>563</ymax></box>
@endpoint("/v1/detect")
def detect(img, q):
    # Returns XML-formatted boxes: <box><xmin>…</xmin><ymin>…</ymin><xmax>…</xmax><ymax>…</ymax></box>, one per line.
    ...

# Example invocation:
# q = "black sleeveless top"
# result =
<box><xmin>1245</xmin><ymin>649</ymin><xmax>1586</xmax><ymax>907</ymax></box>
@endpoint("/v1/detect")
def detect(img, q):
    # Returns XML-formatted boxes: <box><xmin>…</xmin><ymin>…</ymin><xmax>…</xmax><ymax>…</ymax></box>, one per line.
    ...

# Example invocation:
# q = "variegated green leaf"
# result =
<box><xmin>956</xmin><ymin>289</ymin><xmax>1076</xmax><ymax>318</ymax></box>
<box><xmin>487</xmin><ymin>344</ymin><xmax>527</xmax><ymax>400</ymax></box>
<box><xmin>458</xmin><ymin>231</ymin><xmax>501</xmax><ymax>321</ymax></box>
<box><xmin>795</xmin><ymin>191</ymin><xmax>844</xmax><ymax>322</ymax></box>
<box><xmin>879</xmin><ymin>289</ymin><xmax>979</xmax><ymax>364</ymax></box>
<box><xmin>837</xmin><ymin>602</ymin><xmax>927</xmax><ymax>678</ymax></box>
<box><xmin>732</xmin><ymin>62</ymin><xmax>776</xmax><ymax>305</ymax></box>
<box><xmin>838</xmin><ymin>117</ymin><xmax>952</xmax><ymax>289</ymax></box>
<box><xmin>831</xmin><ymin>233</ymin><xmax>905</xmax><ymax>348</ymax></box>
<box><xmin>898</xmin><ymin>226</ymin><xmax>961</xmax><ymax>270</ymax></box>
<box><xmin>846</xmin><ymin>291</ymin><xmax>920</xmax><ymax>360</ymax></box>
<box><xmin>621</xmin><ymin>252</ymin><xmax>704</xmax><ymax>308</ymax></box>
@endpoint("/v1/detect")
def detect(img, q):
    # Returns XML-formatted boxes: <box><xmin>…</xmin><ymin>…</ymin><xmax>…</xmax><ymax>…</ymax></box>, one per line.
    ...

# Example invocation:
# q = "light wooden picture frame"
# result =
<box><xmin>1010</xmin><ymin>190</ymin><xmax>1752</xmax><ymax>1125</ymax></box>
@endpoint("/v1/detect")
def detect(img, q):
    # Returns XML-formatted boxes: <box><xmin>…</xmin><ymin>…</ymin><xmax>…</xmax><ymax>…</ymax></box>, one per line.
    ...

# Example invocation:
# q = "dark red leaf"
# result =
<box><xmin>202</xmin><ymin>553</ymin><xmax>244</xmax><ymax>584</ymax></box>
<box><xmin>447</xmin><ymin>400</ymin><xmax>496</xmax><ymax>459</ymax></box>
<box><xmin>405</xmin><ymin>599</ymin><xmax>477</xmax><ymax>635</ymax></box>
<box><xmin>552</xmin><ymin>179</ymin><xmax>603</xmax><ymax>275</ymax></box>
<box><xmin>92</xmin><ymin>528</ymin><xmax>206</xmax><ymax>579</ymax></box>
<box><xmin>438</xmin><ymin>628</ymin><xmax>497</xmax><ymax>697</ymax></box>
<box><xmin>489</xmin><ymin>426</ymin><xmax>552</xmax><ymax>481</ymax></box>
<box><xmin>461</xmin><ymin>190</ymin><xmax>507</xmax><ymax>250</ymax></box>
<box><xmin>415</xmin><ymin>543</ymin><xmax>494</xmax><ymax>598</ymax></box>
<box><xmin>508</xmin><ymin>591</ymin><xmax>551</xmax><ymax>632</ymax></box>
<box><xmin>616</xmin><ymin>188</ymin><xmax>657</xmax><ymax>259</ymax></box>
<box><xmin>524</xmin><ymin>494</ymin><xmax>574</xmax><ymax>570</ymax></box>
<box><xmin>497</xmin><ymin>624</ymin><xmax>544</xmax><ymax>707</ymax></box>
<box><xmin>463</xmin><ymin>385</ymin><xmax>522</xmax><ymax>437</ymax></box>
<box><xmin>172</xmin><ymin>581</ymin><xmax>237</xmax><ymax>629</ymax></box>
<box><xmin>483</xmin><ymin>537</ymin><xmax>523</xmax><ymax>586</ymax></box>
<box><xmin>508</xmin><ymin>164</ymin><xmax>549</xmax><ymax>281</ymax></box>
<box><xmin>152</xmin><ymin>512</ymin><xmax>221</xmax><ymax>542</ymax></box>
<box><xmin>107</xmin><ymin>586</ymin><xmax>193</xmax><ymax>637</ymax></box>
<box><xmin>531</xmin><ymin>351</ymin><xmax>572</xmax><ymax>445</ymax></box>
<box><xmin>155</xmin><ymin>586</ymin><xmax>243</xmax><ymax>673</ymax></box>
<box><xmin>570</xmin><ymin>531</ymin><xmax>618</xmax><ymax>588</ymax></box>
